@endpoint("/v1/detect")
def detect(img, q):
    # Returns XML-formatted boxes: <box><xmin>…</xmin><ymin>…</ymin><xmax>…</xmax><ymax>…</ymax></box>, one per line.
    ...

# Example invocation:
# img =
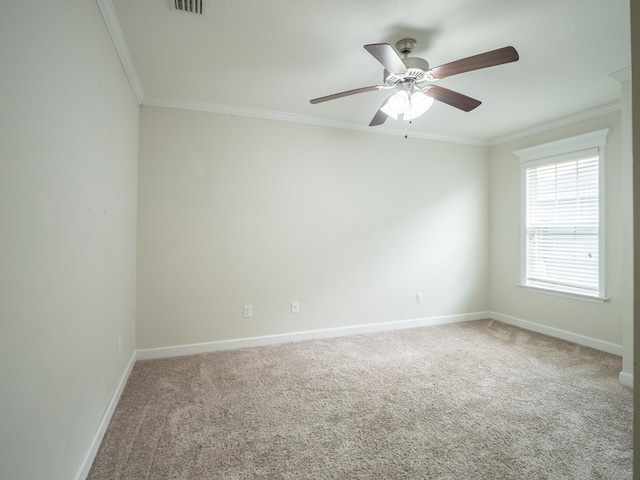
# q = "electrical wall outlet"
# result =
<box><xmin>416</xmin><ymin>292</ymin><xmax>424</xmax><ymax>303</ymax></box>
<box><xmin>243</xmin><ymin>304</ymin><xmax>253</xmax><ymax>318</ymax></box>
<box><xmin>291</xmin><ymin>301</ymin><xmax>300</xmax><ymax>314</ymax></box>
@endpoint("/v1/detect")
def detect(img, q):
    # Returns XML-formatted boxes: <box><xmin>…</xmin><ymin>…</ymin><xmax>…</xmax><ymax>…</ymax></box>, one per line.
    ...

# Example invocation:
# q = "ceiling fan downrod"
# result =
<box><xmin>395</xmin><ymin>38</ymin><xmax>417</xmax><ymax>57</ymax></box>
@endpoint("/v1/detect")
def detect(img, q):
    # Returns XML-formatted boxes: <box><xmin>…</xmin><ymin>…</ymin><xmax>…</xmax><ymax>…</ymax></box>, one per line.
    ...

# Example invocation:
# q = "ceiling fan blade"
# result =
<box><xmin>423</xmin><ymin>85</ymin><xmax>482</xmax><ymax>112</ymax></box>
<box><xmin>310</xmin><ymin>85</ymin><xmax>385</xmax><ymax>104</ymax></box>
<box><xmin>426</xmin><ymin>46</ymin><xmax>519</xmax><ymax>80</ymax></box>
<box><xmin>364</xmin><ymin>43</ymin><xmax>408</xmax><ymax>74</ymax></box>
<box><xmin>369</xmin><ymin>98</ymin><xmax>391</xmax><ymax>126</ymax></box>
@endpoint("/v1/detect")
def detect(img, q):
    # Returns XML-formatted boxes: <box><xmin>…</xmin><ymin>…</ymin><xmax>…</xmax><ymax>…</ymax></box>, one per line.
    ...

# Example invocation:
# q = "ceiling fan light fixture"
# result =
<box><xmin>407</xmin><ymin>90</ymin><xmax>434</xmax><ymax>120</ymax></box>
<box><xmin>380</xmin><ymin>90</ymin><xmax>434</xmax><ymax>121</ymax></box>
<box><xmin>380</xmin><ymin>91</ymin><xmax>409</xmax><ymax>120</ymax></box>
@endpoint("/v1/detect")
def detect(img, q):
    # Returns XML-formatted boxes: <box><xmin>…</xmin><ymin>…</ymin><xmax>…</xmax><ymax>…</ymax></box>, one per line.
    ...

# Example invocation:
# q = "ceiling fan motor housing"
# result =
<box><xmin>384</xmin><ymin>56</ymin><xmax>430</xmax><ymax>87</ymax></box>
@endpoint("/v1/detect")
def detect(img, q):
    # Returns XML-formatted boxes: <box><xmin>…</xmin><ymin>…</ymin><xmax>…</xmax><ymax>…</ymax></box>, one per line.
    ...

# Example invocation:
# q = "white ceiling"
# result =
<box><xmin>108</xmin><ymin>0</ymin><xmax>630</xmax><ymax>145</ymax></box>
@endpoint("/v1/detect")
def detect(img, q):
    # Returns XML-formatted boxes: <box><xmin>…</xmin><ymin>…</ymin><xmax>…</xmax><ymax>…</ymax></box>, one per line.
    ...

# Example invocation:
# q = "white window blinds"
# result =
<box><xmin>524</xmin><ymin>148</ymin><xmax>600</xmax><ymax>293</ymax></box>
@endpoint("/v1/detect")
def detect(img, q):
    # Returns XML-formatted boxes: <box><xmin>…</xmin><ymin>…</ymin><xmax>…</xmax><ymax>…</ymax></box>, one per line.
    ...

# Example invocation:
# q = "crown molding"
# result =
<box><xmin>610</xmin><ymin>66</ymin><xmax>632</xmax><ymax>82</ymax></box>
<box><xmin>488</xmin><ymin>101</ymin><xmax>621</xmax><ymax>146</ymax></box>
<box><xmin>96</xmin><ymin>0</ymin><xmax>144</xmax><ymax>103</ymax></box>
<box><xmin>141</xmin><ymin>96</ymin><xmax>489</xmax><ymax>146</ymax></box>
<box><xmin>142</xmin><ymin>95</ymin><xmax>622</xmax><ymax>149</ymax></box>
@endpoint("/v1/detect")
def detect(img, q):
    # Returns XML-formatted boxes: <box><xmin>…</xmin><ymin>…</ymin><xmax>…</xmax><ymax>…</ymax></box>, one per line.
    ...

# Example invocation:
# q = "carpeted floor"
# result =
<box><xmin>88</xmin><ymin>319</ymin><xmax>633</xmax><ymax>479</ymax></box>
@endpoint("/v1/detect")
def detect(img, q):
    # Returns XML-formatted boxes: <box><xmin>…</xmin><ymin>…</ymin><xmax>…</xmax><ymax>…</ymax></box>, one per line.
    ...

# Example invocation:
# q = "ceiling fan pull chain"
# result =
<box><xmin>404</xmin><ymin>120</ymin><xmax>412</xmax><ymax>139</ymax></box>
<box><xmin>404</xmin><ymin>95</ymin><xmax>413</xmax><ymax>139</ymax></box>
<box><xmin>402</xmin><ymin>94</ymin><xmax>409</xmax><ymax>138</ymax></box>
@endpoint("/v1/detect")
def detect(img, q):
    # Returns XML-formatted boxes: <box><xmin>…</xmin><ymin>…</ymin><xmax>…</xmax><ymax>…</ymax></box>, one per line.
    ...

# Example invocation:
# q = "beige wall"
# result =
<box><xmin>489</xmin><ymin>112</ymin><xmax>624</xmax><ymax>345</ymax></box>
<box><xmin>136</xmin><ymin>106</ymin><xmax>490</xmax><ymax>349</ymax></box>
<box><xmin>0</xmin><ymin>1</ymin><xmax>139</xmax><ymax>479</ymax></box>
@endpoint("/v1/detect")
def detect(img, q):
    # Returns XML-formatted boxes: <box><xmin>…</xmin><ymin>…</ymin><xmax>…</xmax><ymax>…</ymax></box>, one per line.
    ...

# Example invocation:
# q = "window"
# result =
<box><xmin>514</xmin><ymin>129</ymin><xmax>609</xmax><ymax>302</ymax></box>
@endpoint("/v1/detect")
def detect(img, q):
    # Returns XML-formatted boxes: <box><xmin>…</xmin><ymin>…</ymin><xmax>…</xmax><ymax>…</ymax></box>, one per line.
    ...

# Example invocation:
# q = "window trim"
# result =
<box><xmin>514</xmin><ymin>129</ymin><xmax>610</xmax><ymax>302</ymax></box>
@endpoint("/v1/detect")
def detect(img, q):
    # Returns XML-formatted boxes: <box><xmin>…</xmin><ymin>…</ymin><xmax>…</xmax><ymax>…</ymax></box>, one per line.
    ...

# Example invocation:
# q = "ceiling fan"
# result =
<box><xmin>310</xmin><ymin>39</ymin><xmax>519</xmax><ymax>126</ymax></box>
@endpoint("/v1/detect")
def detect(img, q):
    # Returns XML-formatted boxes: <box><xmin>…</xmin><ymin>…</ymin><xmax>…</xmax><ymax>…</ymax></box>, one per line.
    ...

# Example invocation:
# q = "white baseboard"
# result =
<box><xmin>74</xmin><ymin>351</ymin><xmax>137</xmax><ymax>480</ymax></box>
<box><xmin>489</xmin><ymin>311</ymin><xmax>623</xmax><ymax>356</ymax></box>
<box><xmin>136</xmin><ymin>311</ymin><xmax>491</xmax><ymax>360</ymax></box>
<box><xmin>619</xmin><ymin>371</ymin><xmax>634</xmax><ymax>389</ymax></box>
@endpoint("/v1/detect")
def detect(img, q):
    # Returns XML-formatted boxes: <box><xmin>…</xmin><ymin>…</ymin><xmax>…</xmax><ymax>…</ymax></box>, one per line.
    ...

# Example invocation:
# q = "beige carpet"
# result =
<box><xmin>88</xmin><ymin>320</ymin><xmax>632</xmax><ymax>479</ymax></box>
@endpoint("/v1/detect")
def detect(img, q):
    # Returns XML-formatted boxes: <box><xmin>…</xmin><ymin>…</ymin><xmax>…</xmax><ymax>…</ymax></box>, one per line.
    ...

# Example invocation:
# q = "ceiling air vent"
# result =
<box><xmin>170</xmin><ymin>0</ymin><xmax>205</xmax><ymax>15</ymax></box>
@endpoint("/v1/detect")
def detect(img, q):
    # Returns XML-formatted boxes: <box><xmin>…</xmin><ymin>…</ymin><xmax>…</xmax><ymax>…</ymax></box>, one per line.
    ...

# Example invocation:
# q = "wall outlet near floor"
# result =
<box><xmin>291</xmin><ymin>301</ymin><xmax>300</xmax><ymax>314</ymax></box>
<box><xmin>243</xmin><ymin>304</ymin><xmax>253</xmax><ymax>318</ymax></box>
<box><xmin>416</xmin><ymin>292</ymin><xmax>424</xmax><ymax>303</ymax></box>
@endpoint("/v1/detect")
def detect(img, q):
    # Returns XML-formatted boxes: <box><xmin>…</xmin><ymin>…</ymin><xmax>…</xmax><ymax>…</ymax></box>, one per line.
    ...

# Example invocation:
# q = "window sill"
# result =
<box><xmin>516</xmin><ymin>283</ymin><xmax>610</xmax><ymax>304</ymax></box>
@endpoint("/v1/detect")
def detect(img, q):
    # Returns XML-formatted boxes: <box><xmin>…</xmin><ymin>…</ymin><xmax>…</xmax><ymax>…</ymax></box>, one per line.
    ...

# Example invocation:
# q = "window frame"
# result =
<box><xmin>514</xmin><ymin>129</ymin><xmax>610</xmax><ymax>303</ymax></box>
